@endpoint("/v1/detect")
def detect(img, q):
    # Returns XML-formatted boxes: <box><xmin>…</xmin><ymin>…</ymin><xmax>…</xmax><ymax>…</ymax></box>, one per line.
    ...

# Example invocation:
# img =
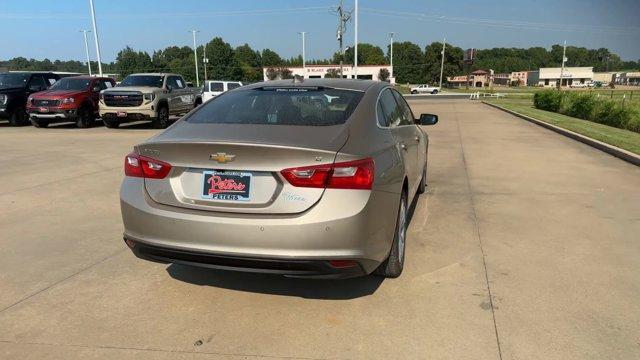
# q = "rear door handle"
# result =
<box><xmin>415</xmin><ymin>136</ymin><xmax>420</xmax><ymax>142</ymax></box>
<box><xmin>400</xmin><ymin>142</ymin><xmax>407</xmax><ymax>151</ymax></box>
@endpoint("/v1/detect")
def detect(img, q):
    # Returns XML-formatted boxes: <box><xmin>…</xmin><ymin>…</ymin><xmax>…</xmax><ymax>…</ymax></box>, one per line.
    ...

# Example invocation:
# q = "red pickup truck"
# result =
<box><xmin>27</xmin><ymin>76</ymin><xmax>115</xmax><ymax>128</ymax></box>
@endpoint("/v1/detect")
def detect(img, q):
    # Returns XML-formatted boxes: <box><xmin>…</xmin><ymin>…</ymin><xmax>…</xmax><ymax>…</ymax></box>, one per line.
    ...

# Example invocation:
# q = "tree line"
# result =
<box><xmin>1</xmin><ymin>37</ymin><xmax>638</xmax><ymax>84</ymax></box>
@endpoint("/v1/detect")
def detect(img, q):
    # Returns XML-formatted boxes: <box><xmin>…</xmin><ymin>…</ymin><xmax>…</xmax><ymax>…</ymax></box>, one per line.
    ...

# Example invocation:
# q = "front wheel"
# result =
<box><xmin>374</xmin><ymin>191</ymin><xmax>407</xmax><ymax>278</ymax></box>
<box><xmin>431</xmin><ymin>89</ymin><xmax>439</xmax><ymax>95</ymax></box>
<box><xmin>411</xmin><ymin>90</ymin><xmax>418</xmax><ymax>94</ymax></box>
<box><xmin>153</xmin><ymin>106</ymin><xmax>169</xmax><ymax>129</ymax></box>
<box><xmin>76</xmin><ymin>106</ymin><xmax>94</xmax><ymax>128</ymax></box>
<box><xmin>9</xmin><ymin>107</ymin><xmax>29</xmax><ymax>126</ymax></box>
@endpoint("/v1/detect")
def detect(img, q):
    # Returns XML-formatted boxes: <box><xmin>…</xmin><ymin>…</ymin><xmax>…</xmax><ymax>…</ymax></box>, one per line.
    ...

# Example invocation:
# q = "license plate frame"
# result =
<box><xmin>116</xmin><ymin>111</ymin><xmax>127</xmax><ymax>118</ymax></box>
<box><xmin>202</xmin><ymin>170</ymin><xmax>252</xmax><ymax>202</ymax></box>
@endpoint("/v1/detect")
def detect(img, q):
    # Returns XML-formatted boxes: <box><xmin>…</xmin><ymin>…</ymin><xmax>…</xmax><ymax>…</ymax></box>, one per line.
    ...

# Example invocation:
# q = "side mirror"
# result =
<box><xmin>418</xmin><ymin>113</ymin><xmax>438</xmax><ymax>126</ymax></box>
<box><xmin>92</xmin><ymin>86</ymin><xmax>101</xmax><ymax>92</ymax></box>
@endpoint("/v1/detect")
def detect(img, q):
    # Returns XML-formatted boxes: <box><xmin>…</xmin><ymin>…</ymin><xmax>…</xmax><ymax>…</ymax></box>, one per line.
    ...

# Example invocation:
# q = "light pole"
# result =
<box><xmin>203</xmin><ymin>42</ymin><xmax>208</xmax><ymax>83</ymax></box>
<box><xmin>189</xmin><ymin>30</ymin><xmax>200</xmax><ymax>87</ymax></box>
<box><xmin>298</xmin><ymin>32</ymin><xmax>307</xmax><ymax>71</ymax></box>
<box><xmin>88</xmin><ymin>0</ymin><xmax>103</xmax><ymax>76</ymax></box>
<box><xmin>389</xmin><ymin>32</ymin><xmax>394</xmax><ymax>82</ymax></box>
<box><xmin>80</xmin><ymin>30</ymin><xmax>92</xmax><ymax>76</ymax></box>
<box><xmin>439</xmin><ymin>38</ymin><xmax>446</xmax><ymax>89</ymax></box>
<box><xmin>354</xmin><ymin>0</ymin><xmax>358</xmax><ymax>79</ymax></box>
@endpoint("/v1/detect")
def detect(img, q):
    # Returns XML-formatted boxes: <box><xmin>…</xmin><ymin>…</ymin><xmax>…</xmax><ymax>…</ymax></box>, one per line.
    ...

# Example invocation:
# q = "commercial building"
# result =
<box><xmin>593</xmin><ymin>72</ymin><xmax>616</xmax><ymax>84</ymax></box>
<box><xmin>262</xmin><ymin>64</ymin><xmax>394</xmax><ymax>83</ymax></box>
<box><xmin>528</xmin><ymin>67</ymin><xmax>594</xmax><ymax>87</ymax></box>
<box><xmin>617</xmin><ymin>72</ymin><xmax>640</xmax><ymax>86</ymax></box>
<box><xmin>447</xmin><ymin>69</ymin><xmax>491</xmax><ymax>88</ymax></box>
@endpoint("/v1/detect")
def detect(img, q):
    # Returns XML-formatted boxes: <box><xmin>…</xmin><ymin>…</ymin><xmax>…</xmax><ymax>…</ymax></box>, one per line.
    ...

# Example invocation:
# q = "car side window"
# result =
<box><xmin>391</xmin><ymin>90</ymin><xmax>415</xmax><ymax>126</ymax></box>
<box><xmin>378</xmin><ymin>89</ymin><xmax>402</xmax><ymax>127</ymax></box>
<box><xmin>166</xmin><ymin>76</ymin><xmax>182</xmax><ymax>90</ymax></box>
<box><xmin>227</xmin><ymin>82</ymin><xmax>241</xmax><ymax>90</ymax></box>
<box><xmin>210</xmin><ymin>82</ymin><xmax>224</xmax><ymax>92</ymax></box>
<box><xmin>174</xmin><ymin>77</ymin><xmax>186</xmax><ymax>89</ymax></box>
<box><xmin>28</xmin><ymin>75</ymin><xmax>46</xmax><ymax>90</ymax></box>
<box><xmin>44</xmin><ymin>75</ymin><xmax>58</xmax><ymax>87</ymax></box>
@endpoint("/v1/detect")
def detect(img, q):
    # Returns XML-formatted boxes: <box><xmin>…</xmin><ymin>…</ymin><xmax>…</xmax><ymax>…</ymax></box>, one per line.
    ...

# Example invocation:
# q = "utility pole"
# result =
<box><xmin>439</xmin><ymin>38</ymin><xmax>446</xmax><ymax>89</ymax></box>
<box><xmin>202</xmin><ymin>42</ymin><xmax>208</xmax><ymax>83</ymax></box>
<box><xmin>190</xmin><ymin>30</ymin><xmax>200</xmax><ymax>87</ymax></box>
<box><xmin>80</xmin><ymin>30</ymin><xmax>92</xmax><ymax>76</ymax></box>
<box><xmin>333</xmin><ymin>0</ymin><xmax>351</xmax><ymax>78</ymax></box>
<box><xmin>298</xmin><ymin>32</ymin><xmax>306</xmax><ymax>71</ymax></box>
<box><xmin>354</xmin><ymin>0</ymin><xmax>358</xmax><ymax>79</ymax></box>
<box><xmin>88</xmin><ymin>0</ymin><xmax>103</xmax><ymax>76</ymax></box>
<box><xmin>558</xmin><ymin>40</ymin><xmax>567</xmax><ymax>90</ymax></box>
<box><xmin>389</xmin><ymin>32</ymin><xmax>394</xmax><ymax>82</ymax></box>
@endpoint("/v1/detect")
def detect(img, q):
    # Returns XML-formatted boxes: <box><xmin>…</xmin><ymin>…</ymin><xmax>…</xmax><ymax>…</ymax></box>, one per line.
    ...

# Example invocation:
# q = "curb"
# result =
<box><xmin>482</xmin><ymin>101</ymin><xmax>640</xmax><ymax>167</ymax></box>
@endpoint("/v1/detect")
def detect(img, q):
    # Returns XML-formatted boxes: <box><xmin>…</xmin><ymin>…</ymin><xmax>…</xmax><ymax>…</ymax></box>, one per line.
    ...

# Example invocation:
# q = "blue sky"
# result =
<box><xmin>1</xmin><ymin>0</ymin><xmax>639</xmax><ymax>62</ymax></box>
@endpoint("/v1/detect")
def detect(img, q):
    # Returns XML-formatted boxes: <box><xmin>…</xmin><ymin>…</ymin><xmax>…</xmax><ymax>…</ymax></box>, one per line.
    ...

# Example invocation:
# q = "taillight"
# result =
<box><xmin>124</xmin><ymin>153</ymin><xmax>172</xmax><ymax>179</ymax></box>
<box><xmin>281</xmin><ymin>158</ymin><xmax>374</xmax><ymax>190</ymax></box>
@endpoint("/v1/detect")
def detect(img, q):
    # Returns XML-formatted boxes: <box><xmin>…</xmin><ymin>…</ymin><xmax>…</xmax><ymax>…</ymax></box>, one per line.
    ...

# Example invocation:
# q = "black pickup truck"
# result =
<box><xmin>0</xmin><ymin>72</ymin><xmax>61</xmax><ymax>126</ymax></box>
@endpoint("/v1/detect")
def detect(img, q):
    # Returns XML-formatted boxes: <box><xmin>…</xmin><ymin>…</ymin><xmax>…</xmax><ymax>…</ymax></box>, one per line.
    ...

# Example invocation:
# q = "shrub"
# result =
<box><xmin>565</xmin><ymin>93</ymin><xmax>597</xmax><ymax>120</ymax></box>
<box><xmin>622</xmin><ymin>107</ymin><xmax>640</xmax><ymax>132</ymax></box>
<box><xmin>534</xmin><ymin>90</ymin><xmax>562</xmax><ymax>112</ymax></box>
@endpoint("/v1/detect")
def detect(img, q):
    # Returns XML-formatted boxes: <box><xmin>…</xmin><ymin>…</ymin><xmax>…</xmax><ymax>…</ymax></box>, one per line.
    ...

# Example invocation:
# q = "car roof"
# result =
<box><xmin>129</xmin><ymin>73</ymin><xmax>176</xmax><ymax>77</ymax></box>
<box><xmin>244</xmin><ymin>79</ymin><xmax>380</xmax><ymax>92</ymax></box>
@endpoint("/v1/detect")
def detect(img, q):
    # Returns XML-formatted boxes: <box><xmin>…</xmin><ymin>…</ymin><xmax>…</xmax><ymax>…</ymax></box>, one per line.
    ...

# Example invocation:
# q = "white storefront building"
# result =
<box><xmin>528</xmin><ymin>67</ymin><xmax>594</xmax><ymax>87</ymax></box>
<box><xmin>262</xmin><ymin>64</ymin><xmax>394</xmax><ymax>83</ymax></box>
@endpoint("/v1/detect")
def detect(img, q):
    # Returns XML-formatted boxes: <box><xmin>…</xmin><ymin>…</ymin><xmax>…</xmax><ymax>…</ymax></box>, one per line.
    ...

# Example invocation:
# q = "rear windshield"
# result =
<box><xmin>119</xmin><ymin>75</ymin><xmax>164</xmax><ymax>87</ymax></box>
<box><xmin>49</xmin><ymin>78</ymin><xmax>91</xmax><ymax>91</ymax></box>
<box><xmin>188</xmin><ymin>87</ymin><xmax>364</xmax><ymax>126</ymax></box>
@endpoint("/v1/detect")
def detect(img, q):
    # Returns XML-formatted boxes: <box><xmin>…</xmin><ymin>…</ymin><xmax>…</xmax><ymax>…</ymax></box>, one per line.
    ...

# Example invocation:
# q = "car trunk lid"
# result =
<box><xmin>139</xmin><ymin>122</ymin><xmax>349</xmax><ymax>214</ymax></box>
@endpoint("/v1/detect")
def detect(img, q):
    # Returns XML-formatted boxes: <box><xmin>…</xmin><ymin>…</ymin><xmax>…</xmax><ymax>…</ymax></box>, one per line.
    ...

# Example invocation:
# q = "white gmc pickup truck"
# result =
<box><xmin>99</xmin><ymin>73</ymin><xmax>202</xmax><ymax>129</ymax></box>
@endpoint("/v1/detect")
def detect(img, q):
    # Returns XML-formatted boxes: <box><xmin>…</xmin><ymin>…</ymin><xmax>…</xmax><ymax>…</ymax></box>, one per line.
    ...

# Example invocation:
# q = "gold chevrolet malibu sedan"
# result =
<box><xmin>121</xmin><ymin>79</ymin><xmax>438</xmax><ymax>279</ymax></box>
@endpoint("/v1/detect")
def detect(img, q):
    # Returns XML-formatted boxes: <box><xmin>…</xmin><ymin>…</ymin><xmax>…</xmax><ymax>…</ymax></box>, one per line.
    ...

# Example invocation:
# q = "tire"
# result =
<box><xmin>30</xmin><ymin>118</ymin><xmax>49</xmax><ymax>128</ymax></box>
<box><xmin>153</xmin><ymin>105</ymin><xmax>169</xmax><ymax>129</ymax></box>
<box><xmin>374</xmin><ymin>191</ymin><xmax>407</xmax><ymax>278</ymax></box>
<box><xmin>411</xmin><ymin>90</ymin><xmax>418</xmax><ymax>94</ymax></box>
<box><xmin>417</xmin><ymin>165</ymin><xmax>427</xmax><ymax>194</ymax></box>
<box><xmin>194</xmin><ymin>98</ymin><xmax>202</xmax><ymax>109</ymax></box>
<box><xmin>76</xmin><ymin>106</ymin><xmax>94</xmax><ymax>128</ymax></box>
<box><xmin>431</xmin><ymin>89</ymin><xmax>439</xmax><ymax>95</ymax></box>
<box><xmin>103</xmin><ymin>118</ymin><xmax>120</xmax><ymax>128</ymax></box>
<box><xmin>9</xmin><ymin>107</ymin><xmax>29</xmax><ymax>126</ymax></box>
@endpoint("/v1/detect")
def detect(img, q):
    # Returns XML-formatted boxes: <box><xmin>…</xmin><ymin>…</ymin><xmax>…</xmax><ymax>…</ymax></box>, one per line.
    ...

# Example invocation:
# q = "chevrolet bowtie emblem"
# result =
<box><xmin>209</xmin><ymin>152</ymin><xmax>236</xmax><ymax>163</ymax></box>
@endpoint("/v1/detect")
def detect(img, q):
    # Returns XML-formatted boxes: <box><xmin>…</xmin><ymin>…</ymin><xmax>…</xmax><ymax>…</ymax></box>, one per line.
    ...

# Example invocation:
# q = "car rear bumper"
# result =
<box><xmin>124</xmin><ymin>237</ymin><xmax>367</xmax><ymax>279</ymax></box>
<box><xmin>120</xmin><ymin>177</ymin><xmax>400</xmax><ymax>276</ymax></box>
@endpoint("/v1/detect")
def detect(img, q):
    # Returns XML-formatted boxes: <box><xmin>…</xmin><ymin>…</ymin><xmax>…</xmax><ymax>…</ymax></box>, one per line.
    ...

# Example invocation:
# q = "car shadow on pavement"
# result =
<box><xmin>165</xmin><ymin>193</ymin><xmax>421</xmax><ymax>300</ymax></box>
<box><xmin>166</xmin><ymin>265</ymin><xmax>384</xmax><ymax>300</ymax></box>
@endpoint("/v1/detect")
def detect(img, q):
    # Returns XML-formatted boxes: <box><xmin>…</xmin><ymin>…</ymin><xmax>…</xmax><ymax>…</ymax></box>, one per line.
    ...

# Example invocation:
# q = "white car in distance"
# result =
<box><xmin>202</xmin><ymin>80</ymin><xmax>243</xmax><ymax>102</ymax></box>
<box><xmin>410</xmin><ymin>84</ymin><xmax>440</xmax><ymax>94</ymax></box>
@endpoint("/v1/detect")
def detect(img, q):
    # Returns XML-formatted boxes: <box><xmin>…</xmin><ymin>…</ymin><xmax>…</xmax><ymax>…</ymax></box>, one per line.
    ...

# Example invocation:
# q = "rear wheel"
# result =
<box><xmin>9</xmin><ymin>107</ymin><xmax>29</xmax><ymax>126</ymax></box>
<box><xmin>374</xmin><ymin>191</ymin><xmax>407</xmax><ymax>278</ymax></box>
<box><xmin>431</xmin><ymin>89</ymin><xmax>439</xmax><ymax>95</ymax></box>
<box><xmin>103</xmin><ymin>118</ymin><xmax>120</xmax><ymax>128</ymax></box>
<box><xmin>411</xmin><ymin>90</ymin><xmax>418</xmax><ymax>94</ymax></box>
<box><xmin>30</xmin><ymin>118</ymin><xmax>49</xmax><ymax>128</ymax></box>
<box><xmin>153</xmin><ymin>105</ymin><xmax>169</xmax><ymax>129</ymax></box>
<box><xmin>194</xmin><ymin>98</ymin><xmax>202</xmax><ymax>108</ymax></box>
<box><xmin>76</xmin><ymin>106</ymin><xmax>94</xmax><ymax>128</ymax></box>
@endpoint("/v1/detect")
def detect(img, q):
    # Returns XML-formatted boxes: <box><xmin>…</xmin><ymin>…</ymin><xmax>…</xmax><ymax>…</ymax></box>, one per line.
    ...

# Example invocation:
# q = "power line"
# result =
<box><xmin>0</xmin><ymin>6</ymin><xmax>333</xmax><ymax>20</ymax></box>
<box><xmin>360</xmin><ymin>7</ymin><xmax>640</xmax><ymax>35</ymax></box>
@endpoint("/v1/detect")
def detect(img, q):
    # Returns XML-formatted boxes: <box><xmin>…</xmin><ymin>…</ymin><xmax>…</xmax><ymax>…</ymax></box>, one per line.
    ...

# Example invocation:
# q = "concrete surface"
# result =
<box><xmin>0</xmin><ymin>101</ymin><xmax>639</xmax><ymax>360</ymax></box>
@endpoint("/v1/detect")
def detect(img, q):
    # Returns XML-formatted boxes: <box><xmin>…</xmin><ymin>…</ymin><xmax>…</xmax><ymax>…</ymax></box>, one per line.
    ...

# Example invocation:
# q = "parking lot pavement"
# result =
<box><xmin>0</xmin><ymin>100</ymin><xmax>638</xmax><ymax>359</ymax></box>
